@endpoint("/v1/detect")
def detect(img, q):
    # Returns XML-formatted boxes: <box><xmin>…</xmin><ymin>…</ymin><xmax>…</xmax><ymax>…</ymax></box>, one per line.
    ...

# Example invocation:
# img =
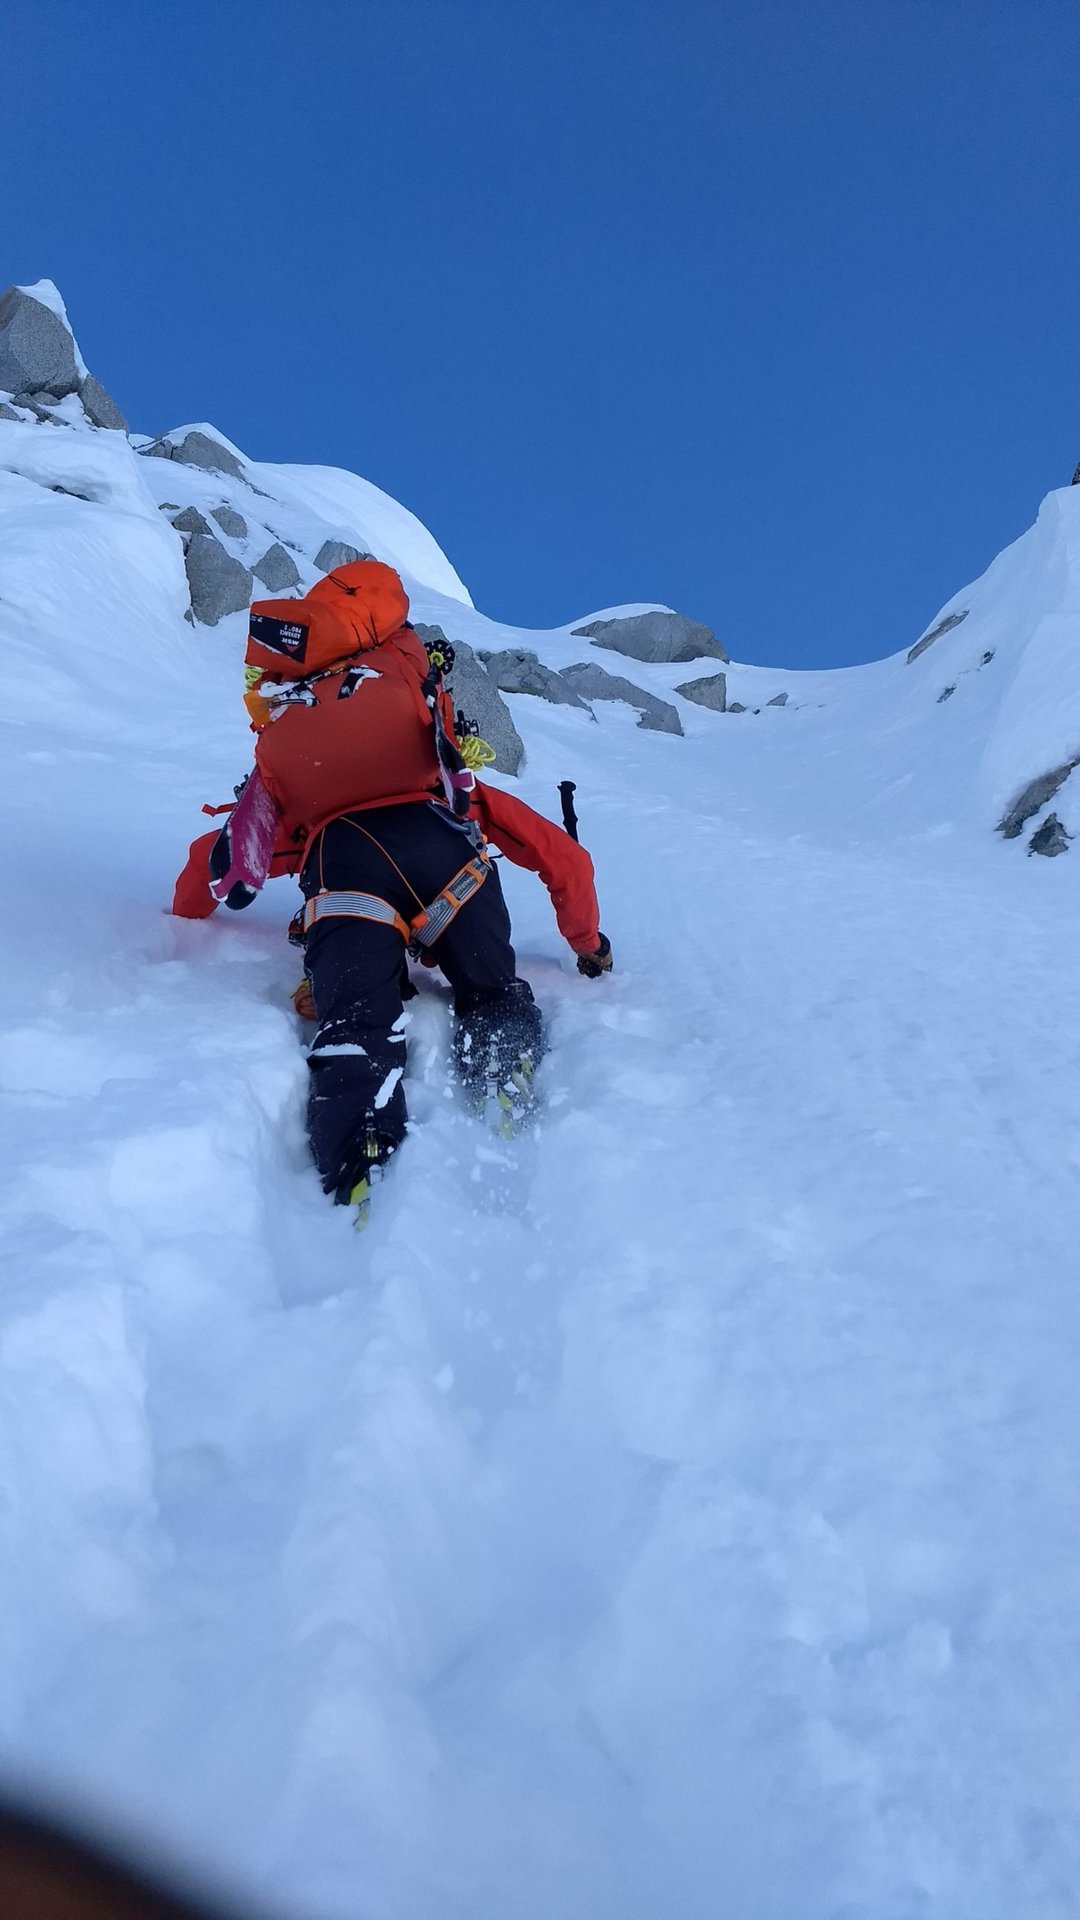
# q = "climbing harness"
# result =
<box><xmin>300</xmin><ymin>812</ymin><xmax>492</xmax><ymax>951</ymax></box>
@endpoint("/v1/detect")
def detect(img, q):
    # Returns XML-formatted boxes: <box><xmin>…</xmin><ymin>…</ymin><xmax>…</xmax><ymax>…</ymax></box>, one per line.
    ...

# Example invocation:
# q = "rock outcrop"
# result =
<box><xmin>480</xmin><ymin>648</ymin><xmax>591</xmax><ymax>709</ymax></box>
<box><xmin>167</xmin><ymin>506</ymin><xmax>212</xmax><ymax>541</ymax></box>
<box><xmin>211</xmin><ymin>506</ymin><xmax>248</xmax><ymax>540</ymax></box>
<box><xmin>0</xmin><ymin>285</ymin><xmax>80</xmax><ymax>399</ymax></box>
<box><xmin>559</xmin><ymin>663</ymin><xmax>683</xmax><ymax>735</ymax></box>
<box><xmin>998</xmin><ymin>761</ymin><xmax>1079</xmax><ymax>839</ymax></box>
<box><xmin>0</xmin><ymin>284</ymin><xmax>127</xmax><ymax>431</ymax></box>
<box><xmin>1029</xmin><ymin>814</ymin><xmax>1070</xmax><ymax>857</ymax></box>
<box><xmin>572</xmin><ymin>609</ymin><xmax>727</xmax><ymax>666</ymax></box>
<box><xmin>252</xmin><ymin>543</ymin><xmax>301</xmax><ymax>591</ymax></box>
<box><xmin>78</xmin><ymin>374</ymin><xmax>128</xmax><ymax>432</ymax></box>
<box><xmin>142</xmin><ymin>430</ymin><xmax>246</xmax><ymax>482</ymax></box>
<box><xmin>675</xmin><ymin>671</ymin><xmax>728</xmax><ymax>712</ymax></box>
<box><xmin>907</xmin><ymin>610</ymin><xmax>968</xmax><ymax>664</ymax></box>
<box><xmin>184</xmin><ymin>532</ymin><xmax>253</xmax><ymax>626</ymax></box>
<box><xmin>314</xmin><ymin>539</ymin><xmax>370</xmax><ymax>573</ymax></box>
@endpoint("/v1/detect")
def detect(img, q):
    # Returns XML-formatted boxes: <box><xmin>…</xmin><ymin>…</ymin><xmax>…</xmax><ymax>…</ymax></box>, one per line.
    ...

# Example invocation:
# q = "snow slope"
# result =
<box><xmin>2</xmin><ymin>320</ymin><xmax>1080</xmax><ymax>1920</ymax></box>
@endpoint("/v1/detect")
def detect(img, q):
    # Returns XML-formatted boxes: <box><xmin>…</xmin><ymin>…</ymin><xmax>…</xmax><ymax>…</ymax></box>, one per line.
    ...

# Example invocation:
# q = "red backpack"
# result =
<box><xmin>244</xmin><ymin>560</ymin><xmax>445</xmax><ymax>836</ymax></box>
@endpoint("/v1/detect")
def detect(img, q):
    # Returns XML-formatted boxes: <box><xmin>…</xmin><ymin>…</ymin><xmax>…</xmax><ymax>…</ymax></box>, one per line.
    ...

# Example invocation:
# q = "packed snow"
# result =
<box><xmin>2</xmin><ymin>314</ymin><xmax>1080</xmax><ymax>1919</ymax></box>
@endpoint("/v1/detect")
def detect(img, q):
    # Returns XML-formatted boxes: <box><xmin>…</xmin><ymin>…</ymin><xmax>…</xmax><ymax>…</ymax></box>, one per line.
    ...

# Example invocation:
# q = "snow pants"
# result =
<box><xmin>300</xmin><ymin>803</ymin><xmax>543</xmax><ymax>1199</ymax></box>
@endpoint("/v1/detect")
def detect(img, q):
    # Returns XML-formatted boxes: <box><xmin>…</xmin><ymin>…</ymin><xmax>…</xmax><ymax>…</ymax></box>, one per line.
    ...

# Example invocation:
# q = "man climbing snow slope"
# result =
<box><xmin>172</xmin><ymin>559</ymin><xmax>612</xmax><ymax>1214</ymax></box>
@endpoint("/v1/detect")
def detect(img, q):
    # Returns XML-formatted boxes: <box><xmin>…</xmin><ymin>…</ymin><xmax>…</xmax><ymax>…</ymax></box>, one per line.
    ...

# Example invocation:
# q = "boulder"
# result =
<box><xmin>141</xmin><ymin>430</ymin><xmax>246</xmax><ymax>482</ymax></box>
<box><xmin>998</xmin><ymin>761</ymin><xmax>1079</xmax><ymax>839</ymax></box>
<box><xmin>210</xmin><ymin>505</ymin><xmax>248</xmax><ymax>540</ymax></box>
<box><xmin>184</xmin><ymin>532</ymin><xmax>253</xmax><ymax>626</ymax></box>
<box><xmin>252</xmin><ymin>543</ymin><xmax>301</xmax><ymax>591</ymax></box>
<box><xmin>559</xmin><ymin>663</ymin><xmax>683</xmax><ymax>735</ymax></box>
<box><xmin>413</xmin><ymin>624</ymin><xmax>524</xmax><ymax>775</ymax></box>
<box><xmin>675</xmin><ymin>671</ymin><xmax>728</xmax><ymax>712</ymax></box>
<box><xmin>907</xmin><ymin>610</ymin><xmax>968</xmax><ymax>664</ymax></box>
<box><xmin>479</xmin><ymin>647</ymin><xmax>591</xmax><ymax>709</ymax></box>
<box><xmin>572</xmin><ymin>609</ymin><xmax>727</xmax><ymax>666</ymax></box>
<box><xmin>315</xmin><ymin>538</ymin><xmax>372</xmax><ymax>573</ymax></box>
<box><xmin>1029</xmin><ymin>814</ymin><xmax>1070</xmax><ymax>857</ymax></box>
<box><xmin>766</xmin><ymin>691</ymin><xmax>789</xmax><ymax>708</ymax></box>
<box><xmin>0</xmin><ymin>286</ymin><xmax>80</xmax><ymax>399</ymax></box>
<box><xmin>0</xmin><ymin>401</ymin><xmax>20</xmax><ymax>421</ymax></box>
<box><xmin>79</xmin><ymin>374</ymin><xmax>128</xmax><ymax>432</ymax></box>
<box><xmin>167</xmin><ymin>506</ymin><xmax>212</xmax><ymax>540</ymax></box>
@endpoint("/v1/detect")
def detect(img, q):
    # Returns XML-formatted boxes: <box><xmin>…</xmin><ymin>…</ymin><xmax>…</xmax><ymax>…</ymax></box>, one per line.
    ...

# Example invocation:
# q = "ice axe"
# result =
<box><xmin>558</xmin><ymin>780</ymin><xmax>580</xmax><ymax>843</ymax></box>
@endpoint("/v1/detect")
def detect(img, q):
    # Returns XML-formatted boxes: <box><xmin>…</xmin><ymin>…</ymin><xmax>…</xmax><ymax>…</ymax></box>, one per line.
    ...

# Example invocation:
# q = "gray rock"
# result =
<box><xmin>560</xmin><ymin>662</ymin><xmax>684</xmax><ymax>735</ymax></box>
<box><xmin>184</xmin><ymin>532</ymin><xmax>253</xmax><ymax>626</ymax></box>
<box><xmin>907</xmin><ymin>609</ymin><xmax>968</xmax><ymax>663</ymax></box>
<box><xmin>1073</xmin><ymin>461</ymin><xmax>1080</xmax><ymax>486</ymax></box>
<box><xmin>572</xmin><ymin>608</ymin><xmax>727</xmax><ymax>666</ymax></box>
<box><xmin>728</xmin><ymin>701</ymin><xmax>748</xmax><ymax>713</ymax></box>
<box><xmin>252</xmin><ymin>542</ymin><xmax>301</xmax><ymax>591</ymax></box>
<box><xmin>79</xmin><ymin>374</ymin><xmax>127</xmax><ymax>431</ymax></box>
<box><xmin>413</xmin><ymin>624</ymin><xmax>525</xmax><ymax>775</ymax></box>
<box><xmin>1029</xmin><ymin>814</ymin><xmax>1070</xmax><ymax>857</ymax></box>
<box><xmin>766</xmin><ymin>691</ymin><xmax>789</xmax><ymax>708</ymax></box>
<box><xmin>0</xmin><ymin>400</ymin><xmax>20</xmax><ymax>421</ymax></box>
<box><xmin>479</xmin><ymin>647</ymin><xmax>591</xmax><ymax>709</ymax></box>
<box><xmin>675</xmin><ymin>671</ymin><xmax>728</xmax><ymax>712</ymax></box>
<box><xmin>141</xmin><ymin>430</ymin><xmax>246</xmax><ymax>482</ymax></box>
<box><xmin>937</xmin><ymin>685</ymin><xmax>956</xmax><ymax>703</ymax></box>
<box><xmin>0</xmin><ymin>286</ymin><xmax>81</xmax><ymax>399</ymax></box>
<box><xmin>210</xmin><ymin>505</ymin><xmax>248</xmax><ymax>539</ymax></box>
<box><xmin>998</xmin><ymin>761</ymin><xmax>1080</xmax><ymax>839</ymax></box>
<box><xmin>167</xmin><ymin>505</ymin><xmax>212</xmax><ymax>540</ymax></box>
<box><xmin>314</xmin><ymin>538</ymin><xmax>371</xmax><ymax>573</ymax></box>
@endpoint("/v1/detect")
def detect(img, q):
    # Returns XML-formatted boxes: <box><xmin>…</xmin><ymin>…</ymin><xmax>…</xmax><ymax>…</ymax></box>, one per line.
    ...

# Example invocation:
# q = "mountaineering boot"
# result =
<box><xmin>336</xmin><ymin>1124</ymin><xmax>395</xmax><ymax>1230</ymax></box>
<box><xmin>486</xmin><ymin>1047</ymin><xmax>538</xmax><ymax>1139</ymax></box>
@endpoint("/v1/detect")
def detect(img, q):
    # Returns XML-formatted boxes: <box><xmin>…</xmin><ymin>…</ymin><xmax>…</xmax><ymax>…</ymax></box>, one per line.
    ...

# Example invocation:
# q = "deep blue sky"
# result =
<box><xmin>3</xmin><ymin>0</ymin><xmax>1079</xmax><ymax>666</ymax></box>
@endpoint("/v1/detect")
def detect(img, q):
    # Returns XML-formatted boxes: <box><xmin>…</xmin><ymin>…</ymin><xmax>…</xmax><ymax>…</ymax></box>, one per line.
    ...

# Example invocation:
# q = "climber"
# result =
<box><xmin>171</xmin><ymin>558</ymin><xmax>611</xmax><ymax>1212</ymax></box>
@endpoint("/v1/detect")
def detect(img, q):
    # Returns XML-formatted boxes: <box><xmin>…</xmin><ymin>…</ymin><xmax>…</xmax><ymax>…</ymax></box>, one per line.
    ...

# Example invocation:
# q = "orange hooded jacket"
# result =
<box><xmin>171</xmin><ymin>781</ymin><xmax>601</xmax><ymax>956</ymax></box>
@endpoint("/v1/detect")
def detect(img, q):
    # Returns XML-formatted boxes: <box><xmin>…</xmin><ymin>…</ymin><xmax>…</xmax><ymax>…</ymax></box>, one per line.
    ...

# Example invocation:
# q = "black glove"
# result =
<box><xmin>577</xmin><ymin>932</ymin><xmax>612</xmax><ymax>978</ymax></box>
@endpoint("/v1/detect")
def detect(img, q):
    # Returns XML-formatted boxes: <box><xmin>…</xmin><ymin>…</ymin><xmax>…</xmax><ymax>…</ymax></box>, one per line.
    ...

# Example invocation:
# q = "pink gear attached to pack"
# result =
<box><xmin>208</xmin><ymin>767</ymin><xmax>283</xmax><ymax>910</ymax></box>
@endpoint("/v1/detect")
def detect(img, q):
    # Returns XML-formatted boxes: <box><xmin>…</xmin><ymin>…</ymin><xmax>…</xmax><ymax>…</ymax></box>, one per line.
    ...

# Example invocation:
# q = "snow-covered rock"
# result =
<box><xmin>560</xmin><ymin>661</ymin><xmax>684</xmax><ymax>734</ymax></box>
<box><xmin>183</xmin><ymin>529</ymin><xmax>253</xmax><ymax>625</ymax></box>
<box><xmin>142</xmin><ymin>427</ymin><xmax>247</xmax><ymax>481</ymax></box>
<box><xmin>0</xmin><ymin>283</ymin><xmax>81</xmax><ymax>398</ymax></box>
<box><xmin>675</xmin><ymin>669</ymin><xmax>728</xmax><ymax>711</ymax></box>
<box><xmin>251</xmin><ymin>542</ymin><xmax>301</xmax><ymax>592</ymax></box>
<box><xmin>79</xmin><ymin>372</ymin><xmax>128</xmax><ymax>432</ymax></box>
<box><xmin>480</xmin><ymin>646</ymin><xmax>592</xmax><ymax>709</ymax></box>
<box><xmin>314</xmin><ymin>537</ymin><xmax>368</xmax><ymax>572</ymax></box>
<box><xmin>210</xmin><ymin>505</ymin><xmax>247</xmax><ymax>540</ymax></box>
<box><xmin>573</xmin><ymin>607</ymin><xmax>728</xmax><ymax>665</ymax></box>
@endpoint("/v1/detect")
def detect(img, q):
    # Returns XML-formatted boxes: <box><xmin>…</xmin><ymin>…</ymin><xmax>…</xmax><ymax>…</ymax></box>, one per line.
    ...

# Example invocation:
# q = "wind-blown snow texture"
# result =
<box><xmin>3</xmin><ymin>323</ymin><xmax>1080</xmax><ymax>1919</ymax></box>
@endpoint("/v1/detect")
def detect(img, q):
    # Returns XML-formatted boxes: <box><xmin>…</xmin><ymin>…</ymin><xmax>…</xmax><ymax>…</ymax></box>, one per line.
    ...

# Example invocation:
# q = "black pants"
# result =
<box><xmin>301</xmin><ymin>804</ymin><xmax>544</xmax><ymax>1197</ymax></box>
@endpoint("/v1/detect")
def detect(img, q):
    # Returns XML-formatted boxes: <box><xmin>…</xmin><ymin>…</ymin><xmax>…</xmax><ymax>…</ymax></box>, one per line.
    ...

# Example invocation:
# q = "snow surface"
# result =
<box><xmin>2</xmin><ymin>380</ymin><xmax>1080</xmax><ymax>1920</ymax></box>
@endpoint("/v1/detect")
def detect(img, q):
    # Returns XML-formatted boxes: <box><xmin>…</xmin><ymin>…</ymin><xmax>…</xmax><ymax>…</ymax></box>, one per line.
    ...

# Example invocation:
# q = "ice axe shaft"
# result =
<box><xmin>558</xmin><ymin>780</ymin><xmax>580</xmax><ymax>842</ymax></box>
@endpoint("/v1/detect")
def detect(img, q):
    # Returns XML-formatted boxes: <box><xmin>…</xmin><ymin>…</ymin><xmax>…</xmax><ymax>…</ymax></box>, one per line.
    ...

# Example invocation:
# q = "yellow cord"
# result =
<box><xmin>458</xmin><ymin>734</ymin><xmax>496</xmax><ymax>771</ymax></box>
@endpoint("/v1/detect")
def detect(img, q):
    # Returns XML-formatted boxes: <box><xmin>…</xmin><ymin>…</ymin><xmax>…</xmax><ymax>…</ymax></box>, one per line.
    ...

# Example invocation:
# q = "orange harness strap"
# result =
<box><xmin>301</xmin><ymin>854</ymin><xmax>491</xmax><ymax>949</ymax></box>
